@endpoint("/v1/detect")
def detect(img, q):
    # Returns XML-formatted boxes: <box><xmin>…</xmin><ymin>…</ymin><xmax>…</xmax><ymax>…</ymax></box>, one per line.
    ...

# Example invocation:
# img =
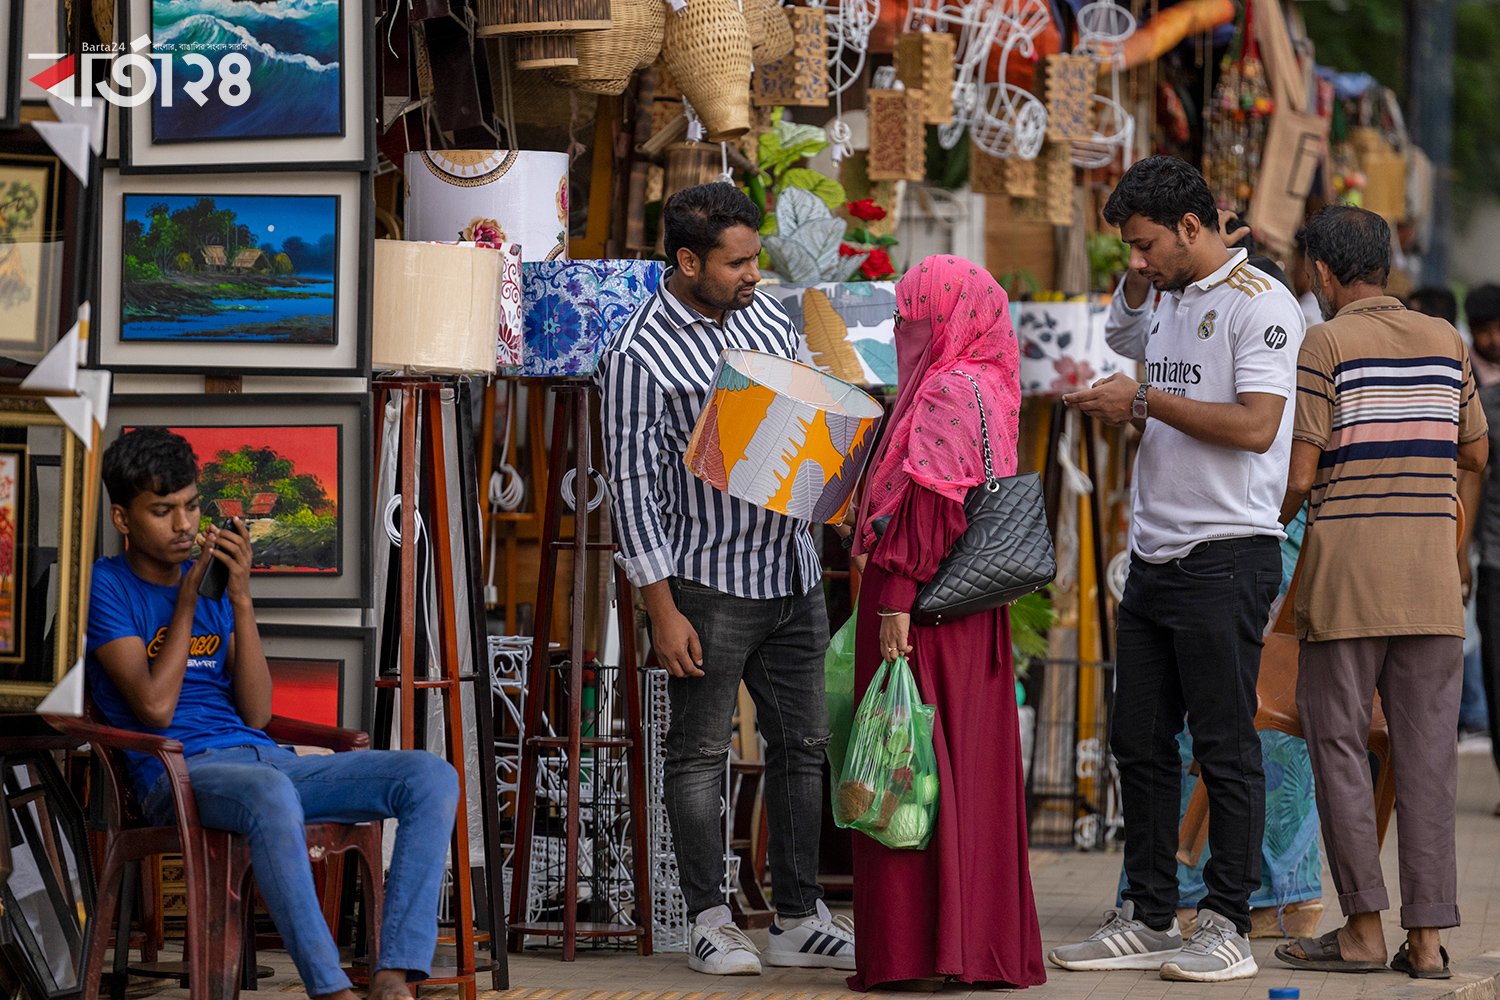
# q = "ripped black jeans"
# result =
<box><xmin>664</xmin><ymin>576</ymin><xmax>831</xmax><ymax>921</ymax></box>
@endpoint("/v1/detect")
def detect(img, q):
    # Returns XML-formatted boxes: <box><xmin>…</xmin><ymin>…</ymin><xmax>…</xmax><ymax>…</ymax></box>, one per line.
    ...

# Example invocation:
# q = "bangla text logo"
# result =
<box><xmin>27</xmin><ymin>34</ymin><xmax>251</xmax><ymax>108</ymax></box>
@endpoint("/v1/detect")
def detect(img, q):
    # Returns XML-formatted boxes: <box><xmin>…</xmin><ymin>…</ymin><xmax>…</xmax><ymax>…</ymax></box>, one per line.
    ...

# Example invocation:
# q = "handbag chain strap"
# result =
<box><xmin>950</xmin><ymin>370</ymin><xmax>1000</xmax><ymax>493</ymax></box>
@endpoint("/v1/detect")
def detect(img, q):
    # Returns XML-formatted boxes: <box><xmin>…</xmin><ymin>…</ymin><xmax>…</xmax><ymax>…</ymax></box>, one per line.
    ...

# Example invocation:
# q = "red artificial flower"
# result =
<box><xmin>838</xmin><ymin>243</ymin><xmax>863</xmax><ymax>257</ymax></box>
<box><xmin>848</xmin><ymin>199</ymin><xmax>888</xmax><ymax>222</ymax></box>
<box><xmin>860</xmin><ymin>248</ymin><xmax>894</xmax><ymax>279</ymax></box>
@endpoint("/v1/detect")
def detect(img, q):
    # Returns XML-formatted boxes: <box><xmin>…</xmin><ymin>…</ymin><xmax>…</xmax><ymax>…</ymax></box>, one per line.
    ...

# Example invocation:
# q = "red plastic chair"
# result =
<box><xmin>47</xmin><ymin>709</ymin><xmax>384</xmax><ymax>1000</ymax></box>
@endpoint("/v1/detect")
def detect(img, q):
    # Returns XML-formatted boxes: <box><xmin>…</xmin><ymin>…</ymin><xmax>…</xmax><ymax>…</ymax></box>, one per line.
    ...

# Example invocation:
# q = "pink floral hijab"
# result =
<box><xmin>854</xmin><ymin>255</ymin><xmax>1021</xmax><ymax>554</ymax></box>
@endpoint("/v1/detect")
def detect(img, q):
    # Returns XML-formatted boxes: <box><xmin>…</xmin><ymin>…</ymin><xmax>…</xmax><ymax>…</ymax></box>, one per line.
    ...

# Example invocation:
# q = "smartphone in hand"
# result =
<box><xmin>197</xmin><ymin>517</ymin><xmax>238</xmax><ymax>600</ymax></box>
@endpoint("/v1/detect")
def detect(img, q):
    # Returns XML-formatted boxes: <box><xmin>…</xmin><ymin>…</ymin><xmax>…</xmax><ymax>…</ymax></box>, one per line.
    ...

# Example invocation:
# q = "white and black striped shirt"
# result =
<box><xmin>598</xmin><ymin>271</ymin><xmax>821</xmax><ymax>599</ymax></box>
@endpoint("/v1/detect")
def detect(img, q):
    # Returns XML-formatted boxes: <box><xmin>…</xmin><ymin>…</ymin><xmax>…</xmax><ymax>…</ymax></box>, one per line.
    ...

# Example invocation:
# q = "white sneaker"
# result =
<box><xmin>688</xmin><ymin>905</ymin><xmax>762</xmax><ymax>976</ymax></box>
<box><xmin>765</xmin><ymin>899</ymin><xmax>856</xmax><ymax>970</ymax></box>
<box><xmin>1159</xmin><ymin>908</ymin><xmax>1258</xmax><ymax>982</ymax></box>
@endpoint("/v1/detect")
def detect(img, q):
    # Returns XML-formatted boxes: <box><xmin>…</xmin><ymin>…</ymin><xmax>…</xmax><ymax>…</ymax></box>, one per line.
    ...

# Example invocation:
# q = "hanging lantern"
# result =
<box><xmin>866</xmin><ymin>88</ymin><xmax>926</xmax><ymax>181</ymax></box>
<box><xmin>752</xmin><ymin>0</ymin><xmax>794</xmax><ymax>67</ymax></box>
<box><xmin>660</xmin><ymin>0</ymin><xmax>754</xmax><ymax>140</ymax></box>
<box><xmin>1014</xmin><ymin>142</ymin><xmax>1074</xmax><ymax>226</ymax></box>
<box><xmin>549</xmin><ymin>0</ymin><xmax>665</xmax><ymax>95</ymax></box>
<box><xmin>895</xmin><ymin>31</ymin><xmax>956</xmax><ymax>124</ymax></box>
<box><xmin>969</xmin><ymin>146</ymin><xmax>1007</xmax><ymax>196</ymax></box>
<box><xmin>404</xmin><ymin>149</ymin><xmax>572</xmax><ymax>262</ymax></box>
<box><xmin>1043</xmin><ymin>54</ymin><xmax>1095</xmax><ymax>142</ymax></box>
<box><xmin>475</xmin><ymin>0</ymin><xmax>613</xmax><ymax>69</ymax></box>
<box><xmin>753</xmin><ymin>7</ymin><xmax>829</xmax><ymax>107</ymax></box>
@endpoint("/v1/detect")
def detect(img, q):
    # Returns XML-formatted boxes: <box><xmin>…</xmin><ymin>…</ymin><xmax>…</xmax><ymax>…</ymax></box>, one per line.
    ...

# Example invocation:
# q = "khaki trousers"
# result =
<box><xmin>1297</xmin><ymin>634</ymin><xmax>1462</xmax><ymax>929</ymax></box>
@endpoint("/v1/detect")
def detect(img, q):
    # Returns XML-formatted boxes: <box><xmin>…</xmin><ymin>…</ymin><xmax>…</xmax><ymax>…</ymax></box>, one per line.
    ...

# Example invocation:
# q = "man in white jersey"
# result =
<box><xmin>1049</xmin><ymin>156</ymin><xmax>1305</xmax><ymax>983</ymax></box>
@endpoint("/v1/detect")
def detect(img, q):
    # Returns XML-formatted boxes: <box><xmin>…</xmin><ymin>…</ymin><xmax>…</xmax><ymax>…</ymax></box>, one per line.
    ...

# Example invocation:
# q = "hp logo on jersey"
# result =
<box><xmin>1264</xmin><ymin>325</ymin><xmax>1288</xmax><ymax>350</ymax></box>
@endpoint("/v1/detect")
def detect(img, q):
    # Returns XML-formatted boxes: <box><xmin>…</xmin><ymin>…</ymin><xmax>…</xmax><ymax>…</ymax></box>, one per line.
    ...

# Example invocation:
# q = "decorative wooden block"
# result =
<box><xmin>1012</xmin><ymin>143</ymin><xmax>1072</xmax><ymax>225</ymax></box>
<box><xmin>1006</xmin><ymin>156</ymin><xmax>1037</xmax><ymax>197</ymax></box>
<box><xmin>753</xmin><ymin>8</ymin><xmax>829</xmax><ymax>107</ymax></box>
<box><xmin>867</xmin><ymin>88</ymin><xmax>926</xmax><ymax>181</ymax></box>
<box><xmin>1044</xmin><ymin>54</ymin><xmax>1095</xmax><ymax>142</ymax></box>
<box><xmin>970</xmin><ymin>145</ymin><xmax>1006</xmax><ymax>195</ymax></box>
<box><xmin>896</xmin><ymin>31</ymin><xmax>956</xmax><ymax>124</ymax></box>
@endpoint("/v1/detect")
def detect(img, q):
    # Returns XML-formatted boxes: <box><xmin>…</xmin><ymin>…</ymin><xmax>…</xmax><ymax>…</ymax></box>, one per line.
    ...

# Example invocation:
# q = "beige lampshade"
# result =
<box><xmin>373</xmin><ymin>241</ymin><xmax>503</xmax><ymax>374</ymax></box>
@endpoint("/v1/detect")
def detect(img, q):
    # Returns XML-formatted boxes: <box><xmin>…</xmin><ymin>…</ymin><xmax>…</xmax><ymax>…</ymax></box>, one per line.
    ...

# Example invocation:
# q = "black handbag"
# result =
<box><xmin>873</xmin><ymin>371</ymin><xmax>1057</xmax><ymax>626</ymax></box>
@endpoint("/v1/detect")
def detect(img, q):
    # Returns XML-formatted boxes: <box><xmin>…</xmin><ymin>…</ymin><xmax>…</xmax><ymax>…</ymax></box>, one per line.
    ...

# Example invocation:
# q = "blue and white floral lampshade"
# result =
<box><xmin>520</xmin><ymin>261</ymin><xmax>665</xmax><ymax>376</ymax></box>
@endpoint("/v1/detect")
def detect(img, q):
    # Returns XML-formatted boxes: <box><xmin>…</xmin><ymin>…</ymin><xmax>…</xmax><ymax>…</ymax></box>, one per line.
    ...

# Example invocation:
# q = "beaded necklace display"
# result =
<box><xmin>1203</xmin><ymin>1</ymin><xmax>1274</xmax><ymax>214</ymax></box>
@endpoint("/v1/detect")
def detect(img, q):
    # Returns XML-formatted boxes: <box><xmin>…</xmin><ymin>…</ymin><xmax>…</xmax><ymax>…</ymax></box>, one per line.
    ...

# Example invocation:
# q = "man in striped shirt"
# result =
<box><xmin>598</xmin><ymin>183</ymin><xmax>853</xmax><ymax>976</ymax></box>
<box><xmin>1276</xmin><ymin>206</ymin><xmax>1487</xmax><ymax>977</ymax></box>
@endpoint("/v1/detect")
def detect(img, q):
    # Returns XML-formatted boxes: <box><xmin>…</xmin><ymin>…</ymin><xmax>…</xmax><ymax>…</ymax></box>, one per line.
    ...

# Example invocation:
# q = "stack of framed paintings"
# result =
<box><xmin>87</xmin><ymin>0</ymin><xmax>380</xmax><ymax>733</ymax></box>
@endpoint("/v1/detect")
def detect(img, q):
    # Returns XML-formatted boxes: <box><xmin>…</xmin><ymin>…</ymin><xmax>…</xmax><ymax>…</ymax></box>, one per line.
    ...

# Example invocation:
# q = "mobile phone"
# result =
<box><xmin>197</xmin><ymin>517</ymin><xmax>237</xmax><ymax>600</ymax></box>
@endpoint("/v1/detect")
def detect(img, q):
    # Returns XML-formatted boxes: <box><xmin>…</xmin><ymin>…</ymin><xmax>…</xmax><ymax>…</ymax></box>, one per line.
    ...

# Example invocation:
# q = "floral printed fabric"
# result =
<box><xmin>520</xmin><ymin>261</ymin><xmax>665</xmax><ymax>376</ymax></box>
<box><xmin>1014</xmin><ymin>301</ymin><xmax>1133</xmax><ymax>397</ymax></box>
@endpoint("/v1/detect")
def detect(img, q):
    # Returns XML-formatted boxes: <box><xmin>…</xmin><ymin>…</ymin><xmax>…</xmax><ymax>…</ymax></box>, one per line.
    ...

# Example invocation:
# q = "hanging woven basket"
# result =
<box><xmin>475</xmin><ymin>0</ymin><xmax>614</xmax><ymax>69</ymax></box>
<box><xmin>660</xmin><ymin>0</ymin><xmax>753</xmax><ymax>141</ymax></box>
<box><xmin>550</xmin><ymin>0</ymin><xmax>666</xmax><ymax>95</ymax></box>
<box><xmin>752</xmin><ymin>0</ymin><xmax>794</xmax><ymax>67</ymax></box>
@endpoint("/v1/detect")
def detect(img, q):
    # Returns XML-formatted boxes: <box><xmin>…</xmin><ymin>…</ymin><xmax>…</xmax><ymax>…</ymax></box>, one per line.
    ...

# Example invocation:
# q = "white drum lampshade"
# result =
<box><xmin>373</xmin><ymin>241</ymin><xmax>505</xmax><ymax>374</ymax></box>
<box><xmin>404</xmin><ymin>149</ymin><xmax>572</xmax><ymax>262</ymax></box>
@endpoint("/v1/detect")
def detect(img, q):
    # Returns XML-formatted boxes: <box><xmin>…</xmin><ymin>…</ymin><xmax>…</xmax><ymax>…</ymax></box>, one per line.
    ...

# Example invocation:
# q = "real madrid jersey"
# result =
<box><xmin>1106</xmin><ymin>248</ymin><xmax>1306</xmax><ymax>563</ymax></box>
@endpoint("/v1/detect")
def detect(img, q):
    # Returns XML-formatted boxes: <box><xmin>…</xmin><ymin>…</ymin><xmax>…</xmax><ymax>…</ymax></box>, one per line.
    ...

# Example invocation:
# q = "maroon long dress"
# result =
<box><xmin>847</xmin><ymin>482</ymin><xmax>1046</xmax><ymax>991</ymax></box>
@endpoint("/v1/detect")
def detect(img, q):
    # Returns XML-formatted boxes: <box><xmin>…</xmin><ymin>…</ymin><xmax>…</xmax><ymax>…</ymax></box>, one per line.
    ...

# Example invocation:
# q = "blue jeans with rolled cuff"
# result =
<box><xmin>143</xmin><ymin>744</ymin><xmax>459</xmax><ymax>997</ymax></box>
<box><xmin>663</xmin><ymin>576</ymin><xmax>831</xmax><ymax>922</ymax></box>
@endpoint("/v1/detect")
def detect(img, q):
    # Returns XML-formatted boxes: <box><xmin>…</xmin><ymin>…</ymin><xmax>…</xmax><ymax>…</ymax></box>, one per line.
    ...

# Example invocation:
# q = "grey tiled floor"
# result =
<box><xmin>123</xmin><ymin>752</ymin><xmax>1500</xmax><ymax>1000</ymax></box>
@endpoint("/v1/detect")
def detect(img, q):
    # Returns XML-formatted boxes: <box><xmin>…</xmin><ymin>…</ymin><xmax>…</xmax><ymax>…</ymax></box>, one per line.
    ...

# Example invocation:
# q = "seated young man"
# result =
<box><xmin>86</xmin><ymin>427</ymin><xmax>459</xmax><ymax>1000</ymax></box>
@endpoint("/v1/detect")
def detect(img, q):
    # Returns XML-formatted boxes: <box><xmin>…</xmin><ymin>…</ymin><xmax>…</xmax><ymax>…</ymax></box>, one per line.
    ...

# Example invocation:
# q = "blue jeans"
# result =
<box><xmin>664</xmin><ymin>577</ymin><xmax>830</xmax><ymax>921</ymax></box>
<box><xmin>143</xmin><ymin>745</ymin><xmax>459</xmax><ymax>996</ymax></box>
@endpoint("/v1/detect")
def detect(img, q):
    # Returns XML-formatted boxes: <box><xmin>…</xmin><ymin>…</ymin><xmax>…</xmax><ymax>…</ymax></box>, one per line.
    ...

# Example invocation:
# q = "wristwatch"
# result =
<box><xmin>1131</xmin><ymin>383</ymin><xmax>1150</xmax><ymax>420</ymax></box>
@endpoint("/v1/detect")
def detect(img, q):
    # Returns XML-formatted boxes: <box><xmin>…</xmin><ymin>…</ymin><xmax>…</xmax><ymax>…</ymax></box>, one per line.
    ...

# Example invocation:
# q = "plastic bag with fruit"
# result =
<box><xmin>832</xmin><ymin>655</ymin><xmax>939</xmax><ymax>850</ymax></box>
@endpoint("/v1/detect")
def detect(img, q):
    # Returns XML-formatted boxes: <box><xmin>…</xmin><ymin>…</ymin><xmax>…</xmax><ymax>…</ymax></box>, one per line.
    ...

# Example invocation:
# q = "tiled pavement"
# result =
<box><xmin>125</xmin><ymin>752</ymin><xmax>1500</xmax><ymax>1000</ymax></box>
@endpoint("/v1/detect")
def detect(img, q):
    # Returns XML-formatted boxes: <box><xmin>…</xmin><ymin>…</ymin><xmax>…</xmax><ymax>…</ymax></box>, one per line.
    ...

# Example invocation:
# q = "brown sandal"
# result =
<box><xmin>1274</xmin><ymin>930</ymin><xmax>1389</xmax><ymax>973</ymax></box>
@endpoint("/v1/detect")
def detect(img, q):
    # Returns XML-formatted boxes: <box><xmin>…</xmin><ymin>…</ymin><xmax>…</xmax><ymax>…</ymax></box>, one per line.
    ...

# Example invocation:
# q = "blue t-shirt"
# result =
<box><xmin>85</xmin><ymin>554</ymin><xmax>276</xmax><ymax>800</ymax></box>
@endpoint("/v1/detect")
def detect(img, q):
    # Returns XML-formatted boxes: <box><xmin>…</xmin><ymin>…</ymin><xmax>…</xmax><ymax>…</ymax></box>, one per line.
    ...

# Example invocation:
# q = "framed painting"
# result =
<box><xmin>100</xmin><ymin>393</ymin><xmax>371</xmax><ymax>608</ymax></box>
<box><xmin>118</xmin><ymin>0</ymin><xmax>375</xmax><ymax>173</ymax></box>
<box><xmin>95</xmin><ymin>169</ymin><xmax>370</xmax><ymax>375</ymax></box>
<box><xmin>259</xmin><ymin>623</ymin><xmax>373</xmax><ymax>731</ymax></box>
<box><xmin>17</xmin><ymin>0</ymin><xmax>62</xmax><ymax>106</ymax></box>
<box><xmin>0</xmin><ymin>406</ymin><xmax>95</xmax><ymax>713</ymax></box>
<box><xmin>0</xmin><ymin>126</ymin><xmax>87</xmax><ymax>369</ymax></box>
<box><xmin>0</xmin><ymin>0</ymin><xmax>21</xmax><ymax>129</ymax></box>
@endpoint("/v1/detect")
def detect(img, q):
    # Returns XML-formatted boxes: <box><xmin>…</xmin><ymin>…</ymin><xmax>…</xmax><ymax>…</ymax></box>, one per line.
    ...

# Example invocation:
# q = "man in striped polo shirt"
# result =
<box><xmin>1275</xmin><ymin>206</ymin><xmax>1487</xmax><ymax>977</ymax></box>
<box><xmin>598</xmin><ymin>183</ymin><xmax>853</xmax><ymax>976</ymax></box>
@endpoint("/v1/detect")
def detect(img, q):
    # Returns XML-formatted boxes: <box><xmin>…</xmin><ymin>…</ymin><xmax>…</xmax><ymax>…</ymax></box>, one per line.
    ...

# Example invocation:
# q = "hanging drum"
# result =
<box><xmin>476</xmin><ymin>0</ymin><xmax>614</xmax><ymax>69</ymax></box>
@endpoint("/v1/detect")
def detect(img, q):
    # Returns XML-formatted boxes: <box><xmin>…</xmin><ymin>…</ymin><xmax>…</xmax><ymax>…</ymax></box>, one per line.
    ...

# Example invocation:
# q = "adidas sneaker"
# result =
<box><xmin>1048</xmin><ymin>900</ymin><xmax>1183</xmax><ymax>971</ymax></box>
<box><xmin>765</xmin><ymin>899</ymin><xmax>856</xmax><ymax>970</ymax></box>
<box><xmin>1159</xmin><ymin>908</ymin><xmax>1258</xmax><ymax>982</ymax></box>
<box><xmin>687</xmin><ymin>905</ymin><xmax>762</xmax><ymax>976</ymax></box>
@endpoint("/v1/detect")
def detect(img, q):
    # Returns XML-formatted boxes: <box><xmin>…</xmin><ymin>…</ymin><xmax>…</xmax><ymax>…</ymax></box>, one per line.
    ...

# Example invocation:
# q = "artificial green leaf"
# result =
<box><xmin>830</xmin><ymin>251</ymin><xmax>869</xmax><ymax>283</ymax></box>
<box><xmin>875</xmin><ymin>234</ymin><xmax>899</xmax><ymax>246</ymax></box>
<box><xmin>775</xmin><ymin>187</ymin><xmax>830</xmax><ymax>234</ymax></box>
<box><xmin>777</xmin><ymin>168</ymin><xmax>846</xmax><ymax>209</ymax></box>
<box><xmin>763</xmin><ymin>235</ymin><xmax>822</xmax><ymax>285</ymax></box>
<box><xmin>792</xmin><ymin>217</ymin><xmax>848</xmax><ymax>276</ymax></box>
<box><xmin>758</xmin><ymin>108</ymin><xmax>830</xmax><ymax>177</ymax></box>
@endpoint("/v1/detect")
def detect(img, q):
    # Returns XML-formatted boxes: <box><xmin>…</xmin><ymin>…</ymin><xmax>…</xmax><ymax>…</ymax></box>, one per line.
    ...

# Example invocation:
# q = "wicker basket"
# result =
<box><xmin>550</xmin><ymin>0</ymin><xmax>665</xmax><ymax>95</ymax></box>
<box><xmin>475</xmin><ymin>0</ymin><xmax>613</xmax><ymax>69</ymax></box>
<box><xmin>752</xmin><ymin>0</ymin><xmax>794</xmax><ymax>67</ymax></box>
<box><xmin>660</xmin><ymin>0</ymin><xmax>752</xmax><ymax>141</ymax></box>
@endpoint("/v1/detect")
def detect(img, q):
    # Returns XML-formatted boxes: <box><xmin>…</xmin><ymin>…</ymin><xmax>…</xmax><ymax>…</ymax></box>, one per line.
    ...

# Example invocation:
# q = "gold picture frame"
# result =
<box><xmin>0</xmin><ymin>397</ymin><xmax>96</xmax><ymax>713</ymax></box>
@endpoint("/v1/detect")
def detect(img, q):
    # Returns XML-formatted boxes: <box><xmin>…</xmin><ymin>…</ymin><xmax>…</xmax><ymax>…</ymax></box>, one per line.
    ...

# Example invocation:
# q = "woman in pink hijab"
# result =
<box><xmin>846</xmin><ymin>255</ymin><xmax>1045</xmax><ymax>990</ymax></box>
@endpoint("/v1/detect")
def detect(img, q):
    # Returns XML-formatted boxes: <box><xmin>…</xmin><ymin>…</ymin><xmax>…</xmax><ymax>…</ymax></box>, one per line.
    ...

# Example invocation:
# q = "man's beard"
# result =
<box><xmin>689</xmin><ymin>275</ymin><xmax>752</xmax><ymax>313</ymax></box>
<box><xmin>1316</xmin><ymin>291</ymin><xmax>1336</xmax><ymax>321</ymax></box>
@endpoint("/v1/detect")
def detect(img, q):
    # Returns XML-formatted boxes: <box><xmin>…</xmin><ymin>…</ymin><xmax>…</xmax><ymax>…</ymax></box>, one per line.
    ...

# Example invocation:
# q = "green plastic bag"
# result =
<box><xmin>833</xmin><ymin>656</ymin><xmax>939</xmax><ymax>850</ymax></box>
<box><xmin>824</xmin><ymin>603</ymin><xmax>860</xmax><ymax>787</ymax></box>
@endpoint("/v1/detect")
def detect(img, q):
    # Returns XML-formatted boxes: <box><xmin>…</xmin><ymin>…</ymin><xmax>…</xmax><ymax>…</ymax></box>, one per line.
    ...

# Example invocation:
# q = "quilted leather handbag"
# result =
<box><xmin>899</xmin><ymin>371</ymin><xmax>1056</xmax><ymax>626</ymax></box>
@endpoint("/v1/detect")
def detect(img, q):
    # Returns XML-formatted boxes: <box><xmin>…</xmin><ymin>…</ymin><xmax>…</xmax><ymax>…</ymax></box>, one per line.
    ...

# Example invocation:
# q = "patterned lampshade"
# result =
<box><xmin>404</xmin><ymin>149</ymin><xmax>571</xmax><ymax>262</ymax></box>
<box><xmin>685</xmin><ymin>350</ymin><xmax>884</xmax><ymax>523</ymax></box>
<box><xmin>1015</xmin><ymin>301</ymin><xmax>1134</xmax><ymax>397</ymax></box>
<box><xmin>519</xmin><ymin>260</ymin><xmax>665</xmax><ymax>376</ymax></box>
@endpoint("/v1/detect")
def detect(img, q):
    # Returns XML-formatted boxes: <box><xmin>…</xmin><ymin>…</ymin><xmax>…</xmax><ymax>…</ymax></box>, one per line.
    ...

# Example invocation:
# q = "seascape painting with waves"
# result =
<box><xmin>151</xmin><ymin>0</ymin><xmax>343</xmax><ymax>142</ymax></box>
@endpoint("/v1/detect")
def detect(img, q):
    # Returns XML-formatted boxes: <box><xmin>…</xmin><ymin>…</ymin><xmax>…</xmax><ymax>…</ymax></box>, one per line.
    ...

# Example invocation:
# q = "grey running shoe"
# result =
<box><xmin>1049</xmin><ymin>901</ymin><xmax>1183</xmax><ymax>971</ymax></box>
<box><xmin>1160</xmin><ymin>908</ymin><xmax>1259</xmax><ymax>982</ymax></box>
